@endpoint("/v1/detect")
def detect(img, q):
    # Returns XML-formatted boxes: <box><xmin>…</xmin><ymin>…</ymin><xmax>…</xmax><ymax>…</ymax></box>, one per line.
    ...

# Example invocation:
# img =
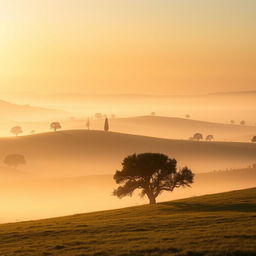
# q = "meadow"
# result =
<box><xmin>0</xmin><ymin>187</ymin><xmax>255</xmax><ymax>256</ymax></box>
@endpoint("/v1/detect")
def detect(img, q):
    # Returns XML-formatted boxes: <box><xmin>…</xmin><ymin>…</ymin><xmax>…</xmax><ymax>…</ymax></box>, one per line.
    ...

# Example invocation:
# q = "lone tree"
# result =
<box><xmin>4</xmin><ymin>154</ymin><xmax>26</xmax><ymax>169</ymax></box>
<box><xmin>193</xmin><ymin>133</ymin><xmax>203</xmax><ymax>141</ymax></box>
<box><xmin>240</xmin><ymin>120</ymin><xmax>246</xmax><ymax>126</ymax></box>
<box><xmin>50</xmin><ymin>122</ymin><xmax>62</xmax><ymax>132</ymax></box>
<box><xmin>113</xmin><ymin>153</ymin><xmax>194</xmax><ymax>204</ymax></box>
<box><xmin>251</xmin><ymin>136</ymin><xmax>256</xmax><ymax>143</ymax></box>
<box><xmin>206</xmin><ymin>135</ymin><xmax>214</xmax><ymax>141</ymax></box>
<box><xmin>10</xmin><ymin>126</ymin><xmax>23</xmax><ymax>136</ymax></box>
<box><xmin>186</xmin><ymin>114</ymin><xmax>190</xmax><ymax>119</ymax></box>
<box><xmin>104</xmin><ymin>118</ymin><xmax>109</xmax><ymax>132</ymax></box>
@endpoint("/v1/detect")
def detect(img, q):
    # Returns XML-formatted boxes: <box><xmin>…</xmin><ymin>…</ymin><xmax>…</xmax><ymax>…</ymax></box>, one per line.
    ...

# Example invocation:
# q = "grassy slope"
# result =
<box><xmin>0</xmin><ymin>188</ymin><xmax>255</xmax><ymax>256</ymax></box>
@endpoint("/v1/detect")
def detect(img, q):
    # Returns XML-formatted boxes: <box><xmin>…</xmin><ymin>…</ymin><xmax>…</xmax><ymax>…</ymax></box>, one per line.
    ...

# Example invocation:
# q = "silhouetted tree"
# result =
<box><xmin>86</xmin><ymin>118</ymin><xmax>90</xmax><ymax>130</ymax></box>
<box><xmin>113</xmin><ymin>153</ymin><xmax>194</xmax><ymax>204</ymax></box>
<box><xmin>151</xmin><ymin>112</ymin><xmax>156</xmax><ymax>116</ymax></box>
<box><xmin>240</xmin><ymin>120</ymin><xmax>246</xmax><ymax>126</ymax></box>
<box><xmin>251</xmin><ymin>136</ymin><xmax>256</xmax><ymax>143</ymax></box>
<box><xmin>50</xmin><ymin>122</ymin><xmax>62</xmax><ymax>132</ymax></box>
<box><xmin>4</xmin><ymin>154</ymin><xmax>26</xmax><ymax>169</ymax></box>
<box><xmin>104</xmin><ymin>118</ymin><xmax>109</xmax><ymax>132</ymax></box>
<box><xmin>186</xmin><ymin>114</ymin><xmax>190</xmax><ymax>119</ymax></box>
<box><xmin>206</xmin><ymin>135</ymin><xmax>214</xmax><ymax>141</ymax></box>
<box><xmin>10</xmin><ymin>126</ymin><xmax>23</xmax><ymax>136</ymax></box>
<box><xmin>230</xmin><ymin>120</ymin><xmax>235</xmax><ymax>124</ymax></box>
<box><xmin>193</xmin><ymin>133</ymin><xmax>203</xmax><ymax>141</ymax></box>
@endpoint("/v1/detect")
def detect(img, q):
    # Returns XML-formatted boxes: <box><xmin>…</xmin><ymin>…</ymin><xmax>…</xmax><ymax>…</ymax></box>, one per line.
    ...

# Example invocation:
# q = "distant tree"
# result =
<box><xmin>251</xmin><ymin>136</ymin><xmax>256</xmax><ymax>143</ymax></box>
<box><xmin>240</xmin><ymin>120</ymin><xmax>246</xmax><ymax>126</ymax></box>
<box><xmin>30</xmin><ymin>130</ymin><xmax>35</xmax><ymax>134</ymax></box>
<box><xmin>10</xmin><ymin>126</ymin><xmax>23</xmax><ymax>136</ymax></box>
<box><xmin>193</xmin><ymin>133</ymin><xmax>203</xmax><ymax>141</ymax></box>
<box><xmin>113</xmin><ymin>153</ymin><xmax>194</xmax><ymax>204</ymax></box>
<box><xmin>186</xmin><ymin>114</ymin><xmax>190</xmax><ymax>119</ymax></box>
<box><xmin>104</xmin><ymin>118</ymin><xmax>109</xmax><ymax>132</ymax></box>
<box><xmin>86</xmin><ymin>118</ymin><xmax>90</xmax><ymax>130</ymax></box>
<box><xmin>206</xmin><ymin>135</ymin><xmax>214</xmax><ymax>141</ymax></box>
<box><xmin>4</xmin><ymin>154</ymin><xmax>26</xmax><ymax>169</ymax></box>
<box><xmin>95</xmin><ymin>113</ymin><xmax>102</xmax><ymax>120</ymax></box>
<box><xmin>50</xmin><ymin>122</ymin><xmax>62</xmax><ymax>132</ymax></box>
<box><xmin>151</xmin><ymin>112</ymin><xmax>156</xmax><ymax>116</ymax></box>
<box><xmin>230</xmin><ymin>120</ymin><xmax>235</xmax><ymax>124</ymax></box>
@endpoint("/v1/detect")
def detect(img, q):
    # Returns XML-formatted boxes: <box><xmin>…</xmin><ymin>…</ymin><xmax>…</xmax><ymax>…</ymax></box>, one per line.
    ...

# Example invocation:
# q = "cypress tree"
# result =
<box><xmin>104</xmin><ymin>118</ymin><xmax>109</xmax><ymax>132</ymax></box>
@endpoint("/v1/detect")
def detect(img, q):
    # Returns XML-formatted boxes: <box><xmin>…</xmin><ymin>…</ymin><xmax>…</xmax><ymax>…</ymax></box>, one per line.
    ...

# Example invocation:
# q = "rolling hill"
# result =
<box><xmin>75</xmin><ymin>115</ymin><xmax>256</xmax><ymax>142</ymax></box>
<box><xmin>0</xmin><ymin>99</ymin><xmax>68</xmax><ymax>122</ymax></box>
<box><xmin>0</xmin><ymin>130</ymin><xmax>255</xmax><ymax>176</ymax></box>
<box><xmin>0</xmin><ymin>187</ymin><xmax>255</xmax><ymax>256</ymax></box>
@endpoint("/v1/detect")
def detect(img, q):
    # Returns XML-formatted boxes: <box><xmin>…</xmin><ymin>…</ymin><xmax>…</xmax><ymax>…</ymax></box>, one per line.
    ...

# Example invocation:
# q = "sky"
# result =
<box><xmin>0</xmin><ymin>0</ymin><xmax>255</xmax><ymax>95</ymax></box>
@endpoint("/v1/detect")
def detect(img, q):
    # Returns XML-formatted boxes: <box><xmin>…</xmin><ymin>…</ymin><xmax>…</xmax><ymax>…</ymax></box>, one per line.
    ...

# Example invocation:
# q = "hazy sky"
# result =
<box><xmin>0</xmin><ymin>0</ymin><xmax>255</xmax><ymax>95</ymax></box>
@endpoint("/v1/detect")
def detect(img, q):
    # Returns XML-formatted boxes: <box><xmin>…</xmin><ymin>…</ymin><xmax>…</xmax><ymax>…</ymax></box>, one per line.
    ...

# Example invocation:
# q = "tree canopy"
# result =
<box><xmin>113</xmin><ymin>153</ymin><xmax>194</xmax><ymax>204</ymax></box>
<box><xmin>10</xmin><ymin>126</ymin><xmax>23</xmax><ymax>136</ymax></box>
<box><xmin>193</xmin><ymin>133</ymin><xmax>203</xmax><ymax>141</ymax></box>
<box><xmin>4</xmin><ymin>154</ymin><xmax>26</xmax><ymax>168</ymax></box>
<box><xmin>206</xmin><ymin>135</ymin><xmax>214</xmax><ymax>141</ymax></box>
<box><xmin>50</xmin><ymin>122</ymin><xmax>62</xmax><ymax>132</ymax></box>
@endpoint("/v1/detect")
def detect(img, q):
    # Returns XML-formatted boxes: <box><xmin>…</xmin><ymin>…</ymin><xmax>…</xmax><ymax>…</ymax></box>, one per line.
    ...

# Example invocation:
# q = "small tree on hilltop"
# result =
<box><xmin>251</xmin><ymin>136</ymin><xmax>256</xmax><ymax>143</ymax></box>
<box><xmin>193</xmin><ymin>133</ymin><xmax>203</xmax><ymax>141</ymax></box>
<box><xmin>113</xmin><ymin>153</ymin><xmax>194</xmax><ymax>204</ymax></box>
<box><xmin>4</xmin><ymin>154</ymin><xmax>26</xmax><ymax>169</ymax></box>
<box><xmin>186</xmin><ymin>114</ymin><xmax>190</xmax><ymax>119</ymax></box>
<box><xmin>10</xmin><ymin>126</ymin><xmax>23</xmax><ymax>136</ymax></box>
<box><xmin>240</xmin><ymin>120</ymin><xmax>246</xmax><ymax>126</ymax></box>
<box><xmin>104</xmin><ymin>118</ymin><xmax>109</xmax><ymax>132</ymax></box>
<box><xmin>206</xmin><ymin>135</ymin><xmax>214</xmax><ymax>141</ymax></box>
<box><xmin>50</xmin><ymin>122</ymin><xmax>62</xmax><ymax>132</ymax></box>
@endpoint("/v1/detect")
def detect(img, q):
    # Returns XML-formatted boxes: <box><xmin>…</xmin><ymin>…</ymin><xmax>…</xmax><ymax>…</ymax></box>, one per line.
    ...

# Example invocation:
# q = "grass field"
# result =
<box><xmin>0</xmin><ymin>188</ymin><xmax>255</xmax><ymax>256</ymax></box>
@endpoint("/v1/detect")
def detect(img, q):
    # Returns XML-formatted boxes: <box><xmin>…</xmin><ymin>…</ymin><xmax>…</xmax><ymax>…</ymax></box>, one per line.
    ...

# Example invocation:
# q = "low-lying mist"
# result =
<box><xmin>1</xmin><ymin>168</ymin><xmax>255</xmax><ymax>223</ymax></box>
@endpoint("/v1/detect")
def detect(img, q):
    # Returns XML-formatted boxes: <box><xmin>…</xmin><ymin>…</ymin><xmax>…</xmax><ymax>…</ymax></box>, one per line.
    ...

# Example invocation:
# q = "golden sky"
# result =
<box><xmin>0</xmin><ymin>0</ymin><xmax>255</xmax><ymax>94</ymax></box>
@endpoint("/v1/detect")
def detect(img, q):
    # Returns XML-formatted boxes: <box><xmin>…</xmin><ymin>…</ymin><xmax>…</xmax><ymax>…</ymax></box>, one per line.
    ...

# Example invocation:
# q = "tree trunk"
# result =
<box><xmin>147</xmin><ymin>193</ymin><xmax>156</xmax><ymax>204</ymax></box>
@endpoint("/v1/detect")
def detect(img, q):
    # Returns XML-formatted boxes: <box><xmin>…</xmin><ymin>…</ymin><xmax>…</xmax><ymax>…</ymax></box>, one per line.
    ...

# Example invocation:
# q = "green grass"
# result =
<box><xmin>0</xmin><ymin>188</ymin><xmax>256</xmax><ymax>256</ymax></box>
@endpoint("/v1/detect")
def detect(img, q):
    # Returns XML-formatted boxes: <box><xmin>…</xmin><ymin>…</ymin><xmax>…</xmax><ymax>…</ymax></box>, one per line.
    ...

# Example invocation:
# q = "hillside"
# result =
<box><xmin>0</xmin><ymin>187</ymin><xmax>255</xmax><ymax>256</ymax></box>
<box><xmin>84</xmin><ymin>116</ymin><xmax>256</xmax><ymax>142</ymax></box>
<box><xmin>5</xmin><ymin>115</ymin><xmax>256</xmax><ymax>141</ymax></box>
<box><xmin>0</xmin><ymin>130</ymin><xmax>255</xmax><ymax>176</ymax></box>
<box><xmin>4</xmin><ymin>91</ymin><xmax>256</xmax><ymax>123</ymax></box>
<box><xmin>0</xmin><ymin>99</ymin><xmax>67</xmax><ymax>122</ymax></box>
